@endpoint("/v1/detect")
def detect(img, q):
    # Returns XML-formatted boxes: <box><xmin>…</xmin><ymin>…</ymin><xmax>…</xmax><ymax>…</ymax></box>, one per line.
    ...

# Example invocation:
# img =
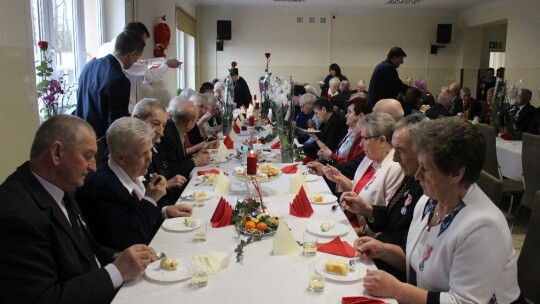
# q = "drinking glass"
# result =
<box><xmin>190</xmin><ymin>265</ymin><xmax>208</xmax><ymax>288</ymax></box>
<box><xmin>307</xmin><ymin>262</ymin><xmax>325</xmax><ymax>292</ymax></box>
<box><xmin>192</xmin><ymin>220</ymin><xmax>207</xmax><ymax>243</ymax></box>
<box><xmin>303</xmin><ymin>231</ymin><xmax>318</xmax><ymax>256</ymax></box>
<box><xmin>193</xmin><ymin>190</ymin><xmax>205</xmax><ymax>207</ymax></box>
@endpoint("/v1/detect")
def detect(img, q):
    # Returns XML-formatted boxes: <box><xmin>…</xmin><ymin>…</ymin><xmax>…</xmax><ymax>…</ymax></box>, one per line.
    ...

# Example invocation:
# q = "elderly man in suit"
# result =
<box><xmin>76</xmin><ymin>30</ymin><xmax>146</xmax><ymax>138</ymax></box>
<box><xmin>514</xmin><ymin>88</ymin><xmax>539</xmax><ymax>135</ymax></box>
<box><xmin>448</xmin><ymin>82</ymin><xmax>464</xmax><ymax>116</ymax></box>
<box><xmin>159</xmin><ymin>99</ymin><xmax>211</xmax><ymax>179</ymax></box>
<box><xmin>0</xmin><ymin>115</ymin><xmax>156</xmax><ymax>304</ymax></box>
<box><xmin>76</xmin><ymin>117</ymin><xmax>192</xmax><ymax>251</ymax></box>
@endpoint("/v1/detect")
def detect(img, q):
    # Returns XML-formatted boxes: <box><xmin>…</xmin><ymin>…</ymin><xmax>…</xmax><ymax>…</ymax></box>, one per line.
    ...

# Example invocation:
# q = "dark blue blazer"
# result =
<box><xmin>76</xmin><ymin>54</ymin><xmax>130</xmax><ymax>138</ymax></box>
<box><xmin>158</xmin><ymin>119</ymin><xmax>196</xmax><ymax>179</ymax></box>
<box><xmin>76</xmin><ymin>162</ymin><xmax>162</xmax><ymax>251</ymax></box>
<box><xmin>0</xmin><ymin>162</ymin><xmax>117</xmax><ymax>304</ymax></box>
<box><xmin>368</xmin><ymin>59</ymin><xmax>409</xmax><ymax>104</ymax></box>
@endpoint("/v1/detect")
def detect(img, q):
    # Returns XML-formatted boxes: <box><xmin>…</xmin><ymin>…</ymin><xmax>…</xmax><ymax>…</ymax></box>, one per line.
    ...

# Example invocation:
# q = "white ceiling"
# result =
<box><xmin>193</xmin><ymin>0</ymin><xmax>499</xmax><ymax>14</ymax></box>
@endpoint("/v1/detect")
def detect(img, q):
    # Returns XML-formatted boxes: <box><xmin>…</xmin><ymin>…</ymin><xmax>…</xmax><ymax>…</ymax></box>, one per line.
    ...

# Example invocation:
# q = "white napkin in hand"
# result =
<box><xmin>273</xmin><ymin>221</ymin><xmax>299</xmax><ymax>255</ymax></box>
<box><xmin>217</xmin><ymin>142</ymin><xmax>228</xmax><ymax>161</ymax></box>
<box><xmin>214</xmin><ymin>170</ymin><xmax>231</xmax><ymax>195</ymax></box>
<box><xmin>190</xmin><ymin>251</ymin><xmax>231</xmax><ymax>275</ymax></box>
<box><xmin>289</xmin><ymin>171</ymin><xmax>306</xmax><ymax>194</ymax></box>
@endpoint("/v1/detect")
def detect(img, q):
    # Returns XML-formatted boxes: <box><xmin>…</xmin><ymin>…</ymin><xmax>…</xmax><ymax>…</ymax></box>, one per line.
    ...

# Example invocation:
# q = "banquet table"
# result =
<box><xmin>111</xmin><ymin>130</ymin><xmax>397</xmax><ymax>304</ymax></box>
<box><xmin>495</xmin><ymin>137</ymin><xmax>523</xmax><ymax>182</ymax></box>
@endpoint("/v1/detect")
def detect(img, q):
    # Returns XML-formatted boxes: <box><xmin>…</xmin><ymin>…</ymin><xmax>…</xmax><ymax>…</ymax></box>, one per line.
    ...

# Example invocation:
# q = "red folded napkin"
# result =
<box><xmin>281</xmin><ymin>164</ymin><xmax>298</xmax><ymax>174</ymax></box>
<box><xmin>342</xmin><ymin>297</ymin><xmax>388</xmax><ymax>304</ymax></box>
<box><xmin>210</xmin><ymin>197</ymin><xmax>234</xmax><ymax>228</ymax></box>
<box><xmin>289</xmin><ymin>186</ymin><xmax>314</xmax><ymax>217</ymax></box>
<box><xmin>317</xmin><ymin>236</ymin><xmax>356</xmax><ymax>258</ymax></box>
<box><xmin>271</xmin><ymin>141</ymin><xmax>281</xmax><ymax>149</ymax></box>
<box><xmin>500</xmin><ymin>133</ymin><xmax>513</xmax><ymax>140</ymax></box>
<box><xmin>197</xmin><ymin>169</ymin><xmax>220</xmax><ymax>175</ymax></box>
<box><xmin>223</xmin><ymin>135</ymin><xmax>234</xmax><ymax>149</ymax></box>
<box><xmin>232</xmin><ymin>123</ymin><xmax>240</xmax><ymax>134</ymax></box>
<box><xmin>302</xmin><ymin>156</ymin><xmax>314</xmax><ymax>165</ymax></box>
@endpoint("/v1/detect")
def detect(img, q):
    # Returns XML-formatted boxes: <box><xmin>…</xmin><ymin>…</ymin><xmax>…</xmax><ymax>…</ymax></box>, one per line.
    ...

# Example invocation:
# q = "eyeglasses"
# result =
<box><xmin>360</xmin><ymin>135</ymin><xmax>381</xmax><ymax>141</ymax></box>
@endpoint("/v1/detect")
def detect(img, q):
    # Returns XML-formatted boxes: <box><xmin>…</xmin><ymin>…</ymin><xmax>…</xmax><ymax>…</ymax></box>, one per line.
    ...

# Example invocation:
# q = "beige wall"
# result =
<box><xmin>0</xmin><ymin>0</ymin><xmax>40</xmax><ymax>182</ymax></box>
<box><xmin>197</xmin><ymin>9</ymin><xmax>461</xmax><ymax>99</ymax></box>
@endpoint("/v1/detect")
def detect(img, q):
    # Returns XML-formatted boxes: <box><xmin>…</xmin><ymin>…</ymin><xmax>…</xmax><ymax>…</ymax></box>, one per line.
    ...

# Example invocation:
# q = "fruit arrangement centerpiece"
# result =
<box><xmin>232</xmin><ymin>179</ymin><xmax>279</xmax><ymax>236</ymax></box>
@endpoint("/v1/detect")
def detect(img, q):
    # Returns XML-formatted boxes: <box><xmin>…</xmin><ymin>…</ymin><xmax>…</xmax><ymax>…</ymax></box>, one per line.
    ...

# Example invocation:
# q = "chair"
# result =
<box><xmin>512</xmin><ymin>133</ymin><xmax>540</xmax><ymax>230</ymax></box>
<box><xmin>517</xmin><ymin>190</ymin><xmax>540</xmax><ymax>304</ymax></box>
<box><xmin>476</xmin><ymin>170</ymin><xmax>503</xmax><ymax>205</ymax></box>
<box><xmin>95</xmin><ymin>138</ymin><xmax>108</xmax><ymax>167</ymax></box>
<box><xmin>475</xmin><ymin>124</ymin><xmax>524</xmax><ymax>209</ymax></box>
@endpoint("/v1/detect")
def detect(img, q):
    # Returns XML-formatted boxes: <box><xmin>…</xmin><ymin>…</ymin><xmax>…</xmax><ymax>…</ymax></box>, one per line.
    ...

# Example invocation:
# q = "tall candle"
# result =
<box><xmin>248</xmin><ymin>115</ymin><xmax>255</xmax><ymax>126</ymax></box>
<box><xmin>247</xmin><ymin>152</ymin><xmax>257</xmax><ymax>175</ymax></box>
<box><xmin>254</xmin><ymin>101</ymin><xmax>260</xmax><ymax>110</ymax></box>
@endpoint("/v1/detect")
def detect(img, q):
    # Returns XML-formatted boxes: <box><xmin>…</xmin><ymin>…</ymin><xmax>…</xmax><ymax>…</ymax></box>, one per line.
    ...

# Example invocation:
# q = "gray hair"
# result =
<box><xmin>304</xmin><ymin>84</ymin><xmax>318</xmax><ymax>97</ymax></box>
<box><xmin>299</xmin><ymin>93</ymin><xmax>317</xmax><ymax>107</ymax></box>
<box><xmin>167</xmin><ymin>96</ymin><xmax>189</xmax><ymax>116</ymax></box>
<box><xmin>106</xmin><ymin>117</ymin><xmax>154</xmax><ymax>158</ymax></box>
<box><xmin>413</xmin><ymin>117</ymin><xmax>485</xmax><ymax>186</ymax></box>
<box><xmin>203</xmin><ymin>92</ymin><xmax>217</xmax><ymax>106</ymax></box>
<box><xmin>339</xmin><ymin>80</ymin><xmax>350</xmax><ymax>92</ymax></box>
<box><xmin>396</xmin><ymin>113</ymin><xmax>429</xmax><ymax>137</ymax></box>
<box><xmin>437</xmin><ymin>92</ymin><xmax>453</xmax><ymax>109</ymax></box>
<box><xmin>30</xmin><ymin>115</ymin><xmax>95</xmax><ymax>158</ymax></box>
<box><xmin>132</xmin><ymin>98</ymin><xmax>166</xmax><ymax>120</ymax></box>
<box><xmin>358</xmin><ymin>112</ymin><xmax>396</xmax><ymax>144</ymax></box>
<box><xmin>329</xmin><ymin>78</ymin><xmax>340</xmax><ymax>86</ymax></box>
<box><xmin>173</xmin><ymin>101</ymin><xmax>198</xmax><ymax>123</ymax></box>
<box><xmin>189</xmin><ymin>93</ymin><xmax>208</xmax><ymax>107</ymax></box>
<box><xmin>357</xmin><ymin>80</ymin><xmax>366</xmax><ymax>87</ymax></box>
<box><xmin>179</xmin><ymin>88</ymin><xmax>195</xmax><ymax>99</ymax></box>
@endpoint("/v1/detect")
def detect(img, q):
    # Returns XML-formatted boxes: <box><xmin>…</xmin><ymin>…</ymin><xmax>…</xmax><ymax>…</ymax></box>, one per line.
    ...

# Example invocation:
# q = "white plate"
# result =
<box><xmin>162</xmin><ymin>217</ymin><xmax>200</xmax><ymax>232</ymax></box>
<box><xmin>315</xmin><ymin>260</ymin><xmax>366</xmax><ymax>282</ymax></box>
<box><xmin>181</xmin><ymin>190</ymin><xmax>216</xmax><ymax>201</ymax></box>
<box><xmin>309</xmin><ymin>193</ymin><xmax>337</xmax><ymax>205</ymax></box>
<box><xmin>144</xmin><ymin>259</ymin><xmax>194</xmax><ymax>282</ymax></box>
<box><xmin>306</xmin><ymin>222</ymin><xmax>349</xmax><ymax>237</ymax></box>
<box><xmin>210</xmin><ymin>155</ymin><xmax>232</xmax><ymax>164</ymax></box>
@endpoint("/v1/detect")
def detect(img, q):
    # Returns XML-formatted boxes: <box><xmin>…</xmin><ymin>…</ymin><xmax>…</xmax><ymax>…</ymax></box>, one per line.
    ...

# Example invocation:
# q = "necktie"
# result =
<box><xmin>63</xmin><ymin>194</ymin><xmax>99</xmax><ymax>270</ymax></box>
<box><xmin>387</xmin><ymin>176</ymin><xmax>414</xmax><ymax>212</ymax></box>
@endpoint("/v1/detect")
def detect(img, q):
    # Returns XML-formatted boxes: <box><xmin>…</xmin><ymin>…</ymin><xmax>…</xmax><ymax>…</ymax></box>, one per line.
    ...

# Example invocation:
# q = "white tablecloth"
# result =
<box><xmin>495</xmin><ymin>137</ymin><xmax>523</xmax><ymax>182</ymax></box>
<box><xmin>111</xmin><ymin>137</ymin><xmax>396</xmax><ymax>304</ymax></box>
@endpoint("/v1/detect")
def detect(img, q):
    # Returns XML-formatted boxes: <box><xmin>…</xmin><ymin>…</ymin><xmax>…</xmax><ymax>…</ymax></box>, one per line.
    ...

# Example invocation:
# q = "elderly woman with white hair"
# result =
<box><xmin>76</xmin><ymin>117</ymin><xmax>193</xmax><ymax>250</ymax></box>
<box><xmin>200</xmin><ymin>92</ymin><xmax>223</xmax><ymax>136</ymax></box>
<box><xmin>328</xmin><ymin>77</ymin><xmax>341</xmax><ymax>98</ymax></box>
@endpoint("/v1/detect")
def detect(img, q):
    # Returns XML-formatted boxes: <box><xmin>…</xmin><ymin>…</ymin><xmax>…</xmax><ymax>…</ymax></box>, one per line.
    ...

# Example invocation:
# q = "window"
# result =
<box><xmin>175</xmin><ymin>8</ymin><xmax>196</xmax><ymax>92</ymax></box>
<box><xmin>31</xmin><ymin>0</ymin><xmax>103</xmax><ymax>114</ymax></box>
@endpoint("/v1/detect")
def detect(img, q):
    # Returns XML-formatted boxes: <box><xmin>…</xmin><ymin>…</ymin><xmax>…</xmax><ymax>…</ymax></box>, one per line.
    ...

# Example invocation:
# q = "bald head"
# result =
<box><xmin>373</xmin><ymin>99</ymin><xmax>404</xmax><ymax>121</ymax></box>
<box><xmin>449</xmin><ymin>83</ymin><xmax>461</xmax><ymax>97</ymax></box>
<box><xmin>173</xmin><ymin>101</ymin><xmax>198</xmax><ymax>132</ymax></box>
<box><xmin>437</xmin><ymin>92</ymin><xmax>453</xmax><ymax>110</ymax></box>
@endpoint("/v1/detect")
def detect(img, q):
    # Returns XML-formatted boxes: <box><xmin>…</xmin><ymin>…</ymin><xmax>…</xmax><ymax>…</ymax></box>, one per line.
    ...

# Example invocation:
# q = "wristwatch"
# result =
<box><xmin>367</xmin><ymin>215</ymin><xmax>375</xmax><ymax>223</ymax></box>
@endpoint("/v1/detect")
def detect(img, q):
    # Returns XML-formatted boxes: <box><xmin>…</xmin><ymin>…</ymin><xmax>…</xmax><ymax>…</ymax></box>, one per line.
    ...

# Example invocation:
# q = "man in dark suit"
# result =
<box><xmin>0</xmin><ymin>115</ymin><xmax>156</xmax><ymax>304</ymax></box>
<box><xmin>449</xmin><ymin>82</ymin><xmax>464</xmax><ymax>115</ymax></box>
<box><xmin>514</xmin><ymin>88</ymin><xmax>539</xmax><ymax>135</ymax></box>
<box><xmin>340</xmin><ymin>114</ymin><xmax>426</xmax><ymax>282</ymax></box>
<box><xmin>230</xmin><ymin>65</ymin><xmax>252</xmax><ymax>109</ymax></box>
<box><xmin>425</xmin><ymin>91</ymin><xmax>453</xmax><ymax>119</ymax></box>
<box><xmin>76</xmin><ymin>117</ymin><xmax>192</xmax><ymax>251</ymax></box>
<box><xmin>159</xmin><ymin>100</ymin><xmax>211</xmax><ymax>179</ymax></box>
<box><xmin>132</xmin><ymin>98</ymin><xmax>188</xmax><ymax>202</ymax></box>
<box><xmin>368</xmin><ymin>47</ymin><xmax>410</xmax><ymax>105</ymax></box>
<box><xmin>76</xmin><ymin>30</ymin><xmax>146</xmax><ymax>138</ymax></box>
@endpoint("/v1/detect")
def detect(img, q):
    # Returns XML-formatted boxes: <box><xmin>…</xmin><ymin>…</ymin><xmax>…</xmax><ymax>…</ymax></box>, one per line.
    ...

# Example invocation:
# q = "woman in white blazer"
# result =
<box><xmin>353</xmin><ymin>117</ymin><xmax>523</xmax><ymax>304</ymax></box>
<box><xmin>323</xmin><ymin>112</ymin><xmax>403</xmax><ymax>230</ymax></box>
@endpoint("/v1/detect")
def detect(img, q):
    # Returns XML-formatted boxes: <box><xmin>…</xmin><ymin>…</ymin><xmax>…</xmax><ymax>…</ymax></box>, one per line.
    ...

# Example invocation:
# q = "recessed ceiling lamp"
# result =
<box><xmin>385</xmin><ymin>0</ymin><xmax>424</xmax><ymax>4</ymax></box>
<box><xmin>274</xmin><ymin>0</ymin><xmax>305</xmax><ymax>2</ymax></box>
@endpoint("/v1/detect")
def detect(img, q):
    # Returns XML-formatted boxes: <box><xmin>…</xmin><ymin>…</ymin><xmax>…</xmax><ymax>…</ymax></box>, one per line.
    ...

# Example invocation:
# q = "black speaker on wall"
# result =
<box><xmin>437</xmin><ymin>24</ymin><xmax>452</xmax><ymax>44</ymax></box>
<box><xmin>217</xmin><ymin>20</ymin><xmax>231</xmax><ymax>40</ymax></box>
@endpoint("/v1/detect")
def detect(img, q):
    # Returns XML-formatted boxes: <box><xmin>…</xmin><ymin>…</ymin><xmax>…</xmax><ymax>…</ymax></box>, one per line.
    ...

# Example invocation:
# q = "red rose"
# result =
<box><xmin>38</xmin><ymin>40</ymin><xmax>49</xmax><ymax>51</ymax></box>
<box><xmin>265</xmin><ymin>52</ymin><xmax>271</xmax><ymax>59</ymax></box>
<box><xmin>231</xmin><ymin>61</ymin><xmax>237</xmax><ymax>68</ymax></box>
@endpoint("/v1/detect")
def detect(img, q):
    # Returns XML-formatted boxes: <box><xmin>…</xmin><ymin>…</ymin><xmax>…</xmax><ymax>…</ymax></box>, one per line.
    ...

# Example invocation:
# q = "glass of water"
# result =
<box><xmin>193</xmin><ymin>190</ymin><xmax>205</xmax><ymax>207</ymax></box>
<box><xmin>192</xmin><ymin>220</ymin><xmax>207</xmax><ymax>243</ymax></box>
<box><xmin>190</xmin><ymin>266</ymin><xmax>208</xmax><ymax>288</ymax></box>
<box><xmin>303</xmin><ymin>231</ymin><xmax>318</xmax><ymax>256</ymax></box>
<box><xmin>307</xmin><ymin>262</ymin><xmax>325</xmax><ymax>292</ymax></box>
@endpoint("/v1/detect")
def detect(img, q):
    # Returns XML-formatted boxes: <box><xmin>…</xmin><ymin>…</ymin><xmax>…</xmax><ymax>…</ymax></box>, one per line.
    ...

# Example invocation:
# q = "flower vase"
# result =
<box><xmin>222</xmin><ymin>76</ymin><xmax>235</xmax><ymax>136</ymax></box>
<box><xmin>260</xmin><ymin>73</ymin><xmax>271</xmax><ymax>120</ymax></box>
<box><xmin>266</xmin><ymin>76</ymin><xmax>294</xmax><ymax>163</ymax></box>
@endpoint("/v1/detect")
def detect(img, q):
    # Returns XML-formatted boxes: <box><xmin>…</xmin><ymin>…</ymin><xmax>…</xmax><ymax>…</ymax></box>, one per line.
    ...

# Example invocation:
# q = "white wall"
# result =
<box><xmin>0</xmin><ymin>0</ymin><xmax>40</xmax><ymax>182</ymax></box>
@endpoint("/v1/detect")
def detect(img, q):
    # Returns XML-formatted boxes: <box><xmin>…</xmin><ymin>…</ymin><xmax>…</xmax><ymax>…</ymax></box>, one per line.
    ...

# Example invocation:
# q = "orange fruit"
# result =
<box><xmin>244</xmin><ymin>221</ymin><xmax>256</xmax><ymax>230</ymax></box>
<box><xmin>256</xmin><ymin>222</ymin><xmax>268</xmax><ymax>231</ymax></box>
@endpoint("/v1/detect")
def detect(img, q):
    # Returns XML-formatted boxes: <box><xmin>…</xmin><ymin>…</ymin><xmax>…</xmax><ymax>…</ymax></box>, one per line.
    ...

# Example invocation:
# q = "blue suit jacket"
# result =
<box><xmin>76</xmin><ymin>162</ymin><xmax>162</xmax><ymax>251</ymax></box>
<box><xmin>76</xmin><ymin>54</ymin><xmax>130</xmax><ymax>138</ymax></box>
<box><xmin>0</xmin><ymin>162</ymin><xmax>116</xmax><ymax>304</ymax></box>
